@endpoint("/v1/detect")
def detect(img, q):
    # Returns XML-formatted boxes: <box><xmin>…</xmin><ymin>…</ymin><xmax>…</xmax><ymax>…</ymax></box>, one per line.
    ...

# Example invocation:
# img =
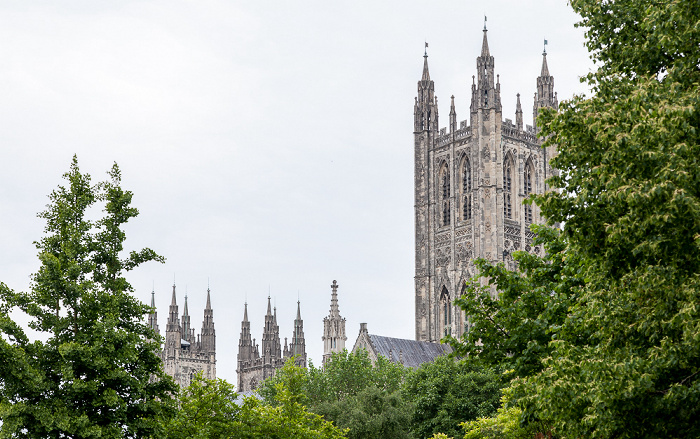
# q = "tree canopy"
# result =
<box><xmin>0</xmin><ymin>157</ymin><xmax>177</xmax><ymax>438</ymax></box>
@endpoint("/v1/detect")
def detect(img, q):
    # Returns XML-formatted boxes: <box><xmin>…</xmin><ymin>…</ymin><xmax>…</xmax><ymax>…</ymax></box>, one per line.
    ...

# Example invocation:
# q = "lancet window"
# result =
<box><xmin>440</xmin><ymin>287</ymin><xmax>452</xmax><ymax>336</ymax></box>
<box><xmin>524</xmin><ymin>159</ymin><xmax>534</xmax><ymax>224</ymax></box>
<box><xmin>461</xmin><ymin>157</ymin><xmax>472</xmax><ymax>221</ymax></box>
<box><xmin>439</xmin><ymin>163</ymin><xmax>451</xmax><ymax>226</ymax></box>
<box><xmin>503</xmin><ymin>156</ymin><xmax>513</xmax><ymax>219</ymax></box>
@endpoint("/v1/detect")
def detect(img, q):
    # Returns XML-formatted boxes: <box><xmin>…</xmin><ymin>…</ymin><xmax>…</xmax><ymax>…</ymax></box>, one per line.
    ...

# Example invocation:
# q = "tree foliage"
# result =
<box><xmin>166</xmin><ymin>365</ymin><xmax>347</xmax><ymax>439</ymax></box>
<box><xmin>0</xmin><ymin>157</ymin><xmax>176</xmax><ymax>438</ymax></box>
<box><xmin>260</xmin><ymin>351</ymin><xmax>412</xmax><ymax>439</ymax></box>
<box><xmin>513</xmin><ymin>1</ymin><xmax>700</xmax><ymax>437</ymax></box>
<box><xmin>445</xmin><ymin>226</ymin><xmax>583</xmax><ymax>378</ymax></box>
<box><xmin>401</xmin><ymin>356</ymin><xmax>504</xmax><ymax>439</ymax></box>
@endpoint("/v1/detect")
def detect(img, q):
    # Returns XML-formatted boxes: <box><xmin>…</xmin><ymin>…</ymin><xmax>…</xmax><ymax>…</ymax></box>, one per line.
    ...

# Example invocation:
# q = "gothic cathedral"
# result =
<box><xmin>414</xmin><ymin>28</ymin><xmax>558</xmax><ymax>342</ymax></box>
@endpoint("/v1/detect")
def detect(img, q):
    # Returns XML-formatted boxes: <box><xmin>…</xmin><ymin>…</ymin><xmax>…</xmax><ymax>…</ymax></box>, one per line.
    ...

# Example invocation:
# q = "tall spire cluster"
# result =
<box><xmin>236</xmin><ymin>296</ymin><xmax>307</xmax><ymax>392</ymax></box>
<box><xmin>150</xmin><ymin>282</ymin><xmax>216</xmax><ymax>388</ymax></box>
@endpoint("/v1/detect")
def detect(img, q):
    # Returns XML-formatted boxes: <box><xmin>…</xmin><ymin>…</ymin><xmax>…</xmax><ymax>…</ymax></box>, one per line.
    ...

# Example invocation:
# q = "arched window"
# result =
<box><xmin>503</xmin><ymin>156</ymin><xmax>513</xmax><ymax>219</ymax></box>
<box><xmin>439</xmin><ymin>163</ymin><xmax>451</xmax><ymax>226</ymax></box>
<box><xmin>461</xmin><ymin>157</ymin><xmax>472</xmax><ymax>221</ymax></box>
<box><xmin>524</xmin><ymin>159</ymin><xmax>534</xmax><ymax>224</ymax></box>
<box><xmin>440</xmin><ymin>287</ymin><xmax>451</xmax><ymax>336</ymax></box>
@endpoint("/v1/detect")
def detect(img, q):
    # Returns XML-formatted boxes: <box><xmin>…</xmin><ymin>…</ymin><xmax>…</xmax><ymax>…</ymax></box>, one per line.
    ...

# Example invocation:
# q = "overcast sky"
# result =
<box><xmin>0</xmin><ymin>1</ymin><xmax>593</xmax><ymax>385</ymax></box>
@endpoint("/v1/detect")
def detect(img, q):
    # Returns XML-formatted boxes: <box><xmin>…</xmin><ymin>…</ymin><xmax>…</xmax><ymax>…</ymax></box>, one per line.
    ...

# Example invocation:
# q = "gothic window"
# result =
<box><xmin>460</xmin><ymin>157</ymin><xmax>472</xmax><ymax>221</ymax></box>
<box><xmin>524</xmin><ymin>159</ymin><xmax>534</xmax><ymax>224</ymax></box>
<box><xmin>440</xmin><ymin>287</ymin><xmax>451</xmax><ymax>336</ymax></box>
<box><xmin>503</xmin><ymin>155</ymin><xmax>513</xmax><ymax>219</ymax></box>
<box><xmin>439</xmin><ymin>163</ymin><xmax>451</xmax><ymax>226</ymax></box>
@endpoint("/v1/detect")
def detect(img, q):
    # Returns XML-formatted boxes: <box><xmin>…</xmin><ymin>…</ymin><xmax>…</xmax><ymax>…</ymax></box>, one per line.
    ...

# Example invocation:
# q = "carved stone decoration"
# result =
<box><xmin>435</xmin><ymin>247</ymin><xmax>451</xmax><ymax>268</ymax></box>
<box><xmin>456</xmin><ymin>241</ymin><xmax>473</xmax><ymax>262</ymax></box>
<box><xmin>484</xmin><ymin>220</ymin><xmax>491</xmax><ymax>232</ymax></box>
<box><xmin>455</xmin><ymin>227</ymin><xmax>472</xmax><ymax>239</ymax></box>
<box><xmin>435</xmin><ymin>232</ymin><xmax>451</xmax><ymax>246</ymax></box>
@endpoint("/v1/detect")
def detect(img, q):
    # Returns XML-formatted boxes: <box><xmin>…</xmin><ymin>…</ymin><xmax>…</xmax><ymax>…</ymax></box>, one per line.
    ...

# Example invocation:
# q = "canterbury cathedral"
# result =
<box><xmin>148</xmin><ymin>284</ymin><xmax>217</xmax><ymax>388</ymax></box>
<box><xmin>413</xmin><ymin>27</ymin><xmax>558</xmax><ymax>342</ymax></box>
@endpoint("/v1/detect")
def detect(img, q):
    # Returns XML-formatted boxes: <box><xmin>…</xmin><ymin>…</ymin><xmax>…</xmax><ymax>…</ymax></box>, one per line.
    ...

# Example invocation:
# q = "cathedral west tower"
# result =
<box><xmin>414</xmin><ymin>28</ymin><xmax>558</xmax><ymax>342</ymax></box>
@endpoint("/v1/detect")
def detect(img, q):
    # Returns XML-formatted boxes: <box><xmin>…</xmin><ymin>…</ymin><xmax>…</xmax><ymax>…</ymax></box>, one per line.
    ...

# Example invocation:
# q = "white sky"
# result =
<box><xmin>0</xmin><ymin>1</ymin><xmax>592</xmax><ymax>385</ymax></box>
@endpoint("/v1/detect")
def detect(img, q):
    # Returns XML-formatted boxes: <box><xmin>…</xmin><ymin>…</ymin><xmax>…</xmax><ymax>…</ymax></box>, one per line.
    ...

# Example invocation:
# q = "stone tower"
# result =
<box><xmin>322</xmin><ymin>280</ymin><xmax>347</xmax><ymax>364</ymax></box>
<box><xmin>156</xmin><ymin>283</ymin><xmax>216</xmax><ymax>387</ymax></box>
<box><xmin>414</xmin><ymin>28</ymin><xmax>558</xmax><ymax>342</ymax></box>
<box><xmin>236</xmin><ymin>298</ymin><xmax>307</xmax><ymax>392</ymax></box>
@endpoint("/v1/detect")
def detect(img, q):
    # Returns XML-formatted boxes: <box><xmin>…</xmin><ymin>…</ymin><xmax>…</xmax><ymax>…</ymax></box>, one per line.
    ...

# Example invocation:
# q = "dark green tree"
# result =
<box><xmin>260</xmin><ymin>351</ymin><xmax>412</xmax><ymax>439</ymax></box>
<box><xmin>401</xmin><ymin>356</ymin><xmax>504</xmax><ymax>439</ymax></box>
<box><xmin>0</xmin><ymin>157</ymin><xmax>177</xmax><ymax>438</ymax></box>
<box><xmin>445</xmin><ymin>225</ymin><xmax>584</xmax><ymax>379</ymax></box>
<box><xmin>515</xmin><ymin>1</ymin><xmax>700</xmax><ymax>437</ymax></box>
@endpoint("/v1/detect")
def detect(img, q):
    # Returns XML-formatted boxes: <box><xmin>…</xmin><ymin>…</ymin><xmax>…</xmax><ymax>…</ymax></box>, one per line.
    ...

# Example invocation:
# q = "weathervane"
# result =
<box><xmin>543</xmin><ymin>38</ymin><xmax>548</xmax><ymax>54</ymax></box>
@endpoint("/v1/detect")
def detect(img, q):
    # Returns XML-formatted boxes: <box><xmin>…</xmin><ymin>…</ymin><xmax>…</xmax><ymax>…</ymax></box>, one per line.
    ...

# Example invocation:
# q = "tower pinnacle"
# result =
<box><xmin>323</xmin><ymin>280</ymin><xmax>347</xmax><ymax>364</ymax></box>
<box><xmin>481</xmin><ymin>28</ymin><xmax>490</xmax><ymax>57</ymax></box>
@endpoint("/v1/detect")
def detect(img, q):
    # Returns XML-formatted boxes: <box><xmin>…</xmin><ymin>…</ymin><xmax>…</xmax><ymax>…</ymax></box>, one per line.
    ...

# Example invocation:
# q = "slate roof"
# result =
<box><xmin>233</xmin><ymin>390</ymin><xmax>262</xmax><ymax>406</ymax></box>
<box><xmin>368</xmin><ymin>333</ymin><xmax>451</xmax><ymax>368</ymax></box>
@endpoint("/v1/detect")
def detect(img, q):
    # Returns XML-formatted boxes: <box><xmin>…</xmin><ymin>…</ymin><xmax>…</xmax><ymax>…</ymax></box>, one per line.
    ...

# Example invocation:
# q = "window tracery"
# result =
<box><xmin>461</xmin><ymin>157</ymin><xmax>472</xmax><ymax>221</ymax></box>
<box><xmin>503</xmin><ymin>156</ymin><xmax>513</xmax><ymax>219</ymax></box>
<box><xmin>439</xmin><ymin>163</ymin><xmax>451</xmax><ymax>226</ymax></box>
<box><xmin>524</xmin><ymin>160</ymin><xmax>534</xmax><ymax>224</ymax></box>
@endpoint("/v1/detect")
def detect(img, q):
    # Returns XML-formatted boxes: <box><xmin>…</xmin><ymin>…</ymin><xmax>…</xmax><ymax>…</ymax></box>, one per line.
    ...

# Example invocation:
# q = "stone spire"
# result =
<box><xmin>201</xmin><ymin>286</ymin><xmax>215</xmax><ymax>355</ymax></box>
<box><xmin>261</xmin><ymin>296</ymin><xmax>281</xmax><ymax>363</ymax></box>
<box><xmin>237</xmin><ymin>303</ymin><xmax>253</xmax><ymax>362</ymax></box>
<box><xmin>415</xmin><ymin>46</ymin><xmax>439</xmax><ymax>133</ymax></box>
<box><xmin>165</xmin><ymin>283</ymin><xmax>181</xmax><ymax>355</ymax></box>
<box><xmin>148</xmin><ymin>288</ymin><xmax>159</xmax><ymax>336</ymax></box>
<box><xmin>322</xmin><ymin>280</ymin><xmax>347</xmax><ymax>364</ymax></box>
<box><xmin>181</xmin><ymin>293</ymin><xmax>191</xmax><ymax>343</ymax></box>
<box><xmin>533</xmin><ymin>50</ymin><xmax>558</xmax><ymax>132</ymax></box>
<box><xmin>236</xmin><ymin>302</ymin><xmax>254</xmax><ymax>391</ymax></box>
<box><xmin>480</xmin><ymin>26</ymin><xmax>490</xmax><ymax>57</ymax></box>
<box><xmin>516</xmin><ymin>93</ymin><xmax>523</xmax><ymax>131</ymax></box>
<box><xmin>449</xmin><ymin>95</ymin><xmax>457</xmax><ymax>134</ymax></box>
<box><xmin>471</xmin><ymin>27</ymin><xmax>501</xmax><ymax>116</ymax></box>
<box><xmin>288</xmin><ymin>300</ymin><xmax>307</xmax><ymax>367</ymax></box>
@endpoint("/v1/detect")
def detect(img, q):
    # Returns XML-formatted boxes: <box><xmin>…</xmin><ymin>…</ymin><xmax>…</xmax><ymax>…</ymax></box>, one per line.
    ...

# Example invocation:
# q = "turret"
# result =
<box><xmin>288</xmin><ymin>300</ymin><xmax>307</xmax><ymax>367</ymax></box>
<box><xmin>414</xmin><ymin>46</ymin><xmax>439</xmax><ymax>133</ymax></box>
<box><xmin>533</xmin><ymin>47</ymin><xmax>558</xmax><ymax>132</ymax></box>
<box><xmin>181</xmin><ymin>293</ymin><xmax>191</xmax><ymax>344</ymax></box>
<box><xmin>201</xmin><ymin>287</ymin><xmax>215</xmax><ymax>355</ymax></box>
<box><xmin>516</xmin><ymin>93</ymin><xmax>523</xmax><ymax>131</ymax></box>
<box><xmin>148</xmin><ymin>288</ymin><xmax>160</xmax><ymax>336</ymax></box>
<box><xmin>449</xmin><ymin>95</ymin><xmax>457</xmax><ymax>134</ymax></box>
<box><xmin>165</xmin><ymin>283</ymin><xmax>181</xmax><ymax>355</ymax></box>
<box><xmin>261</xmin><ymin>297</ymin><xmax>282</xmax><ymax>364</ymax></box>
<box><xmin>471</xmin><ymin>26</ymin><xmax>501</xmax><ymax>119</ymax></box>
<box><xmin>322</xmin><ymin>280</ymin><xmax>347</xmax><ymax>364</ymax></box>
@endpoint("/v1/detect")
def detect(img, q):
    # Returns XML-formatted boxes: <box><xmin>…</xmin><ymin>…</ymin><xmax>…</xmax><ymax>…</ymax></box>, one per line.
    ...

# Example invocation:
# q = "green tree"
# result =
<box><xmin>163</xmin><ymin>372</ymin><xmax>240</xmax><ymax>439</ymax></box>
<box><xmin>444</xmin><ymin>226</ymin><xmax>583</xmax><ymax>378</ymax></box>
<box><xmin>165</xmin><ymin>364</ymin><xmax>347</xmax><ymax>439</ymax></box>
<box><xmin>0</xmin><ymin>157</ymin><xmax>177</xmax><ymax>438</ymax></box>
<box><xmin>260</xmin><ymin>351</ymin><xmax>412</xmax><ymax>439</ymax></box>
<box><xmin>516</xmin><ymin>0</ymin><xmax>700</xmax><ymax>437</ymax></box>
<box><xmin>401</xmin><ymin>356</ymin><xmax>504</xmax><ymax>439</ymax></box>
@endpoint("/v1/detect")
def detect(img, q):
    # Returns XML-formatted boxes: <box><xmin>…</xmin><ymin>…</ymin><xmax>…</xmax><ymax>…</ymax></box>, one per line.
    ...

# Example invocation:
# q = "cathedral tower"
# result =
<box><xmin>322</xmin><ymin>280</ymin><xmax>347</xmax><ymax>364</ymax></box>
<box><xmin>158</xmin><ymin>283</ymin><xmax>216</xmax><ymax>387</ymax></box>
<box><xmin>414</xmin><ymin>29</ymin><xmax>557</xmax><ymax>342</ymax></box>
